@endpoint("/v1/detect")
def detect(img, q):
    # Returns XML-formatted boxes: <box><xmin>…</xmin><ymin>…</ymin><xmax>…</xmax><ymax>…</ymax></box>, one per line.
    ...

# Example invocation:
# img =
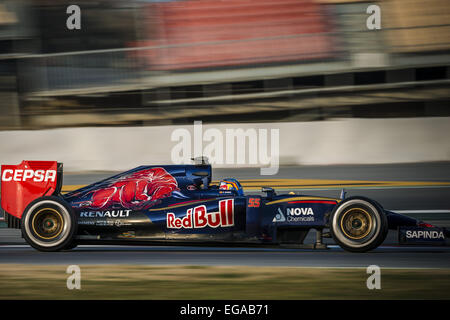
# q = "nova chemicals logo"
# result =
<box><xmin>272</xmin><ymin>208</ymin><xmax>286</xmax><ymax>222</ymax></box>
<box><xmin>286</xmin><ymin>207</ymin><xmax>315</xmax><ymax>222</ymax></box>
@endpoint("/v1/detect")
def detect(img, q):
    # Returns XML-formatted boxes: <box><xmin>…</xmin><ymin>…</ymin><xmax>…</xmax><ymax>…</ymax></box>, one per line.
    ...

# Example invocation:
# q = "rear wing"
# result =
<box><xmin>1</xmin><ymin>161</ymin><xmax>63</xmax><ymax>219</ymax></box>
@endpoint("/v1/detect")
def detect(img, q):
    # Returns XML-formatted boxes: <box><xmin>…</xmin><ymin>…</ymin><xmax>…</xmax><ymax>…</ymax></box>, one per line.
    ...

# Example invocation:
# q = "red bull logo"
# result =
<box><xmin>167</xmin><ymin>199</ymin><xmax>234</xmax><ymax>229</ymax></box>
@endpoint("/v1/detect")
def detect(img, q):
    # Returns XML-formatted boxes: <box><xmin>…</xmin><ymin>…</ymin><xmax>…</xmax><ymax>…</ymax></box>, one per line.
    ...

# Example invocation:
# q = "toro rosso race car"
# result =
<box><xmin>1</xmin><ymin>159</ymin><xmax>448</xmax><ymax>252</ymax></box>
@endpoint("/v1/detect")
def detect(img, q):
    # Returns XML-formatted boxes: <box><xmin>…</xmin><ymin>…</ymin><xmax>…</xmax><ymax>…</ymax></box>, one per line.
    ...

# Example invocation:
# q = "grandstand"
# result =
<box><xmin>0</xmin><ymin>0</ymin><xmax>449</xmax><ymax>129</ymax></box>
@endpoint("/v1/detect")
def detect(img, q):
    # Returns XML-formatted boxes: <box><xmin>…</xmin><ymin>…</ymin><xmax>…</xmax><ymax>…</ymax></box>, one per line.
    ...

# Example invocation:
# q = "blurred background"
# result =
<box><xmin>0</xmin><ymin>0</ymin><xmax>449</xmax><ymax>129</ymax></box>
<box><xmin>1</xmin><ymin>1</ymin><xmax>450</xmax><ymax>290</ymax></box>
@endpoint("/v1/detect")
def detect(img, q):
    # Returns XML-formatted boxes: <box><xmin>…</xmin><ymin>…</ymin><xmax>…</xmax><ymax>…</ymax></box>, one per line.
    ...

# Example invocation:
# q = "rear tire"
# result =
<box><xmin>330</xmin><ymin>197</ymin><xmax>388</xmax><ymax>253</ymax></box>
<box><xmin>21</xmin><ymin>196</ymin><xmax>77</xmax><ymax>252</ymax></box>
<box><xmin>62</xmin><ymin>242</ymin><xmax>78</xmax><ymax>251</ymax></box>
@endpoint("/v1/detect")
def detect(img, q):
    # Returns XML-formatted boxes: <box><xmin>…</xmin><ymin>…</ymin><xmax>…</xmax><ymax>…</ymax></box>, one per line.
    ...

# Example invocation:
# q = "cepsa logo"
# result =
<box><xmin>1</xmin><ymin>169</ymin><xmax>57</xmax><ymax>182</ymax></box>
<box><xmin>167</xmin><ymin>199</ymin><xmax>234</xmax><ymax>229</ymax></box>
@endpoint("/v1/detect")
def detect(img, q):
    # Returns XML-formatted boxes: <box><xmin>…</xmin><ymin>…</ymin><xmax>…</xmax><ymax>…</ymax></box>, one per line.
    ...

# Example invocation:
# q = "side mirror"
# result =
<box><xmin>261</xmin><ymin>187</ymin><xmax>276</xmax><ymax>199</ymax></box>
<box><xmin>340</xmin><ymin>188</ymin><xmax>347</xmax><ymax>200</ymax></box>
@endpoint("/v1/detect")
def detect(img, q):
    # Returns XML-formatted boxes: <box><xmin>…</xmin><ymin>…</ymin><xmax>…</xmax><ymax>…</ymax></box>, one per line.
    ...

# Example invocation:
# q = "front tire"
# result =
<box><xmin>330</xmin><ymin>197</ymin><xmax>388</xmax><ymax>252</ymax></box>
<box><xmin>21</xmin><ymin>196</ymin><xmax>77</xmax><ymax>252</ymax></box>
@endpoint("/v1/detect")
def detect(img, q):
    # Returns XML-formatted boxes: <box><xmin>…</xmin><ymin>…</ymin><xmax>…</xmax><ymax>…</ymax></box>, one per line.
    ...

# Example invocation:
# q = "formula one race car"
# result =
<box><xmin>1</xmin><ymin>159</ymin><xmax>448</xmax><ymax>252</ymax></box>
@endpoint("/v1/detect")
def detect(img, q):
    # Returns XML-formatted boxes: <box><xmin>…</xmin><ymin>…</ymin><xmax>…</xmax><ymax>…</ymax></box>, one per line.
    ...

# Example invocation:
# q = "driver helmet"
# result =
<box><xmin>219</xmin><ymin>180</ymin><xmax>238</xmax><ymax>191</ymax></box>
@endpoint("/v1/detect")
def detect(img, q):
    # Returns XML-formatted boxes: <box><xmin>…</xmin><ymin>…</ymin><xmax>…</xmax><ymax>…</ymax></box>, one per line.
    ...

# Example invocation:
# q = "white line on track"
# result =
<box><xmin>392</xmin><ymin>210</ymin><xmax>450</xmax><ymax>214</ymax></box>
<box><xmin>245</xmin><ymin>185</ymin><xmax>450</xmax><ymax>191</ymax></box>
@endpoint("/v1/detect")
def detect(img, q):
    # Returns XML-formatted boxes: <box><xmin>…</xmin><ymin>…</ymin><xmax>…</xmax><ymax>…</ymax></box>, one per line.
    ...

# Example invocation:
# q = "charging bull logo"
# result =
<box><xmin>167</xmin><ymin>199</ymin><xmax>234</xmax><ymax>229</ymax></box>
<box><xmin>82</xmin><ymin>167</ymin><xmax>179</xmax><ymax>210</ymax></box>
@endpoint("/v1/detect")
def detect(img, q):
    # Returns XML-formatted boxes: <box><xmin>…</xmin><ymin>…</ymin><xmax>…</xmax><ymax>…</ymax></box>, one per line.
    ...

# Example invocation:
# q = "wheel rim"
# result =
<box><xmin>340</xmin><ymin>208</ymin><xmax>373</xmax><ymax>240</ymax></box>
<box><xmin>31</xmin><ymin>208</ymin><xmax>64</xmax><ymax>240</ymax></box>
<box><xmin>24</xmin><ymin>200</ymin><xmax>72</xmax><ymax>248</ymax></box>
<box><xmin>331</xmin><ymin>199</ymin><xmax>382</xmax><ymax>249</ymax></box>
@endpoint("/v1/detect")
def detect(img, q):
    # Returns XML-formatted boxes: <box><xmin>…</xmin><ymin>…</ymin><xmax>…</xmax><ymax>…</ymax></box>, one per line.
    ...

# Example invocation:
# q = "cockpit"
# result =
<box><xmin>218</xmin><ymin>178</ymin><xmax>244</xmax><ymax>196</ymax></box>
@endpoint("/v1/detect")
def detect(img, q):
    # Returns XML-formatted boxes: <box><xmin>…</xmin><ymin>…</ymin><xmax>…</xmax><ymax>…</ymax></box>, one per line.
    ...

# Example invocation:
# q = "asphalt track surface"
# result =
<box><xmin>1</xmin><ymin>163</ymin><xmax>450</xmax><ymax>268</ymax></box>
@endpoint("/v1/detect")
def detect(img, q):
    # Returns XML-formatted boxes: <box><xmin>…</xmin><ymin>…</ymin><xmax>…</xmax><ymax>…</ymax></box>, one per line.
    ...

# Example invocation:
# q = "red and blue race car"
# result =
<box><xmin>1</xmin><ymin>159</ymin><xmax>448</xmax><ymax>252</ymax></box>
